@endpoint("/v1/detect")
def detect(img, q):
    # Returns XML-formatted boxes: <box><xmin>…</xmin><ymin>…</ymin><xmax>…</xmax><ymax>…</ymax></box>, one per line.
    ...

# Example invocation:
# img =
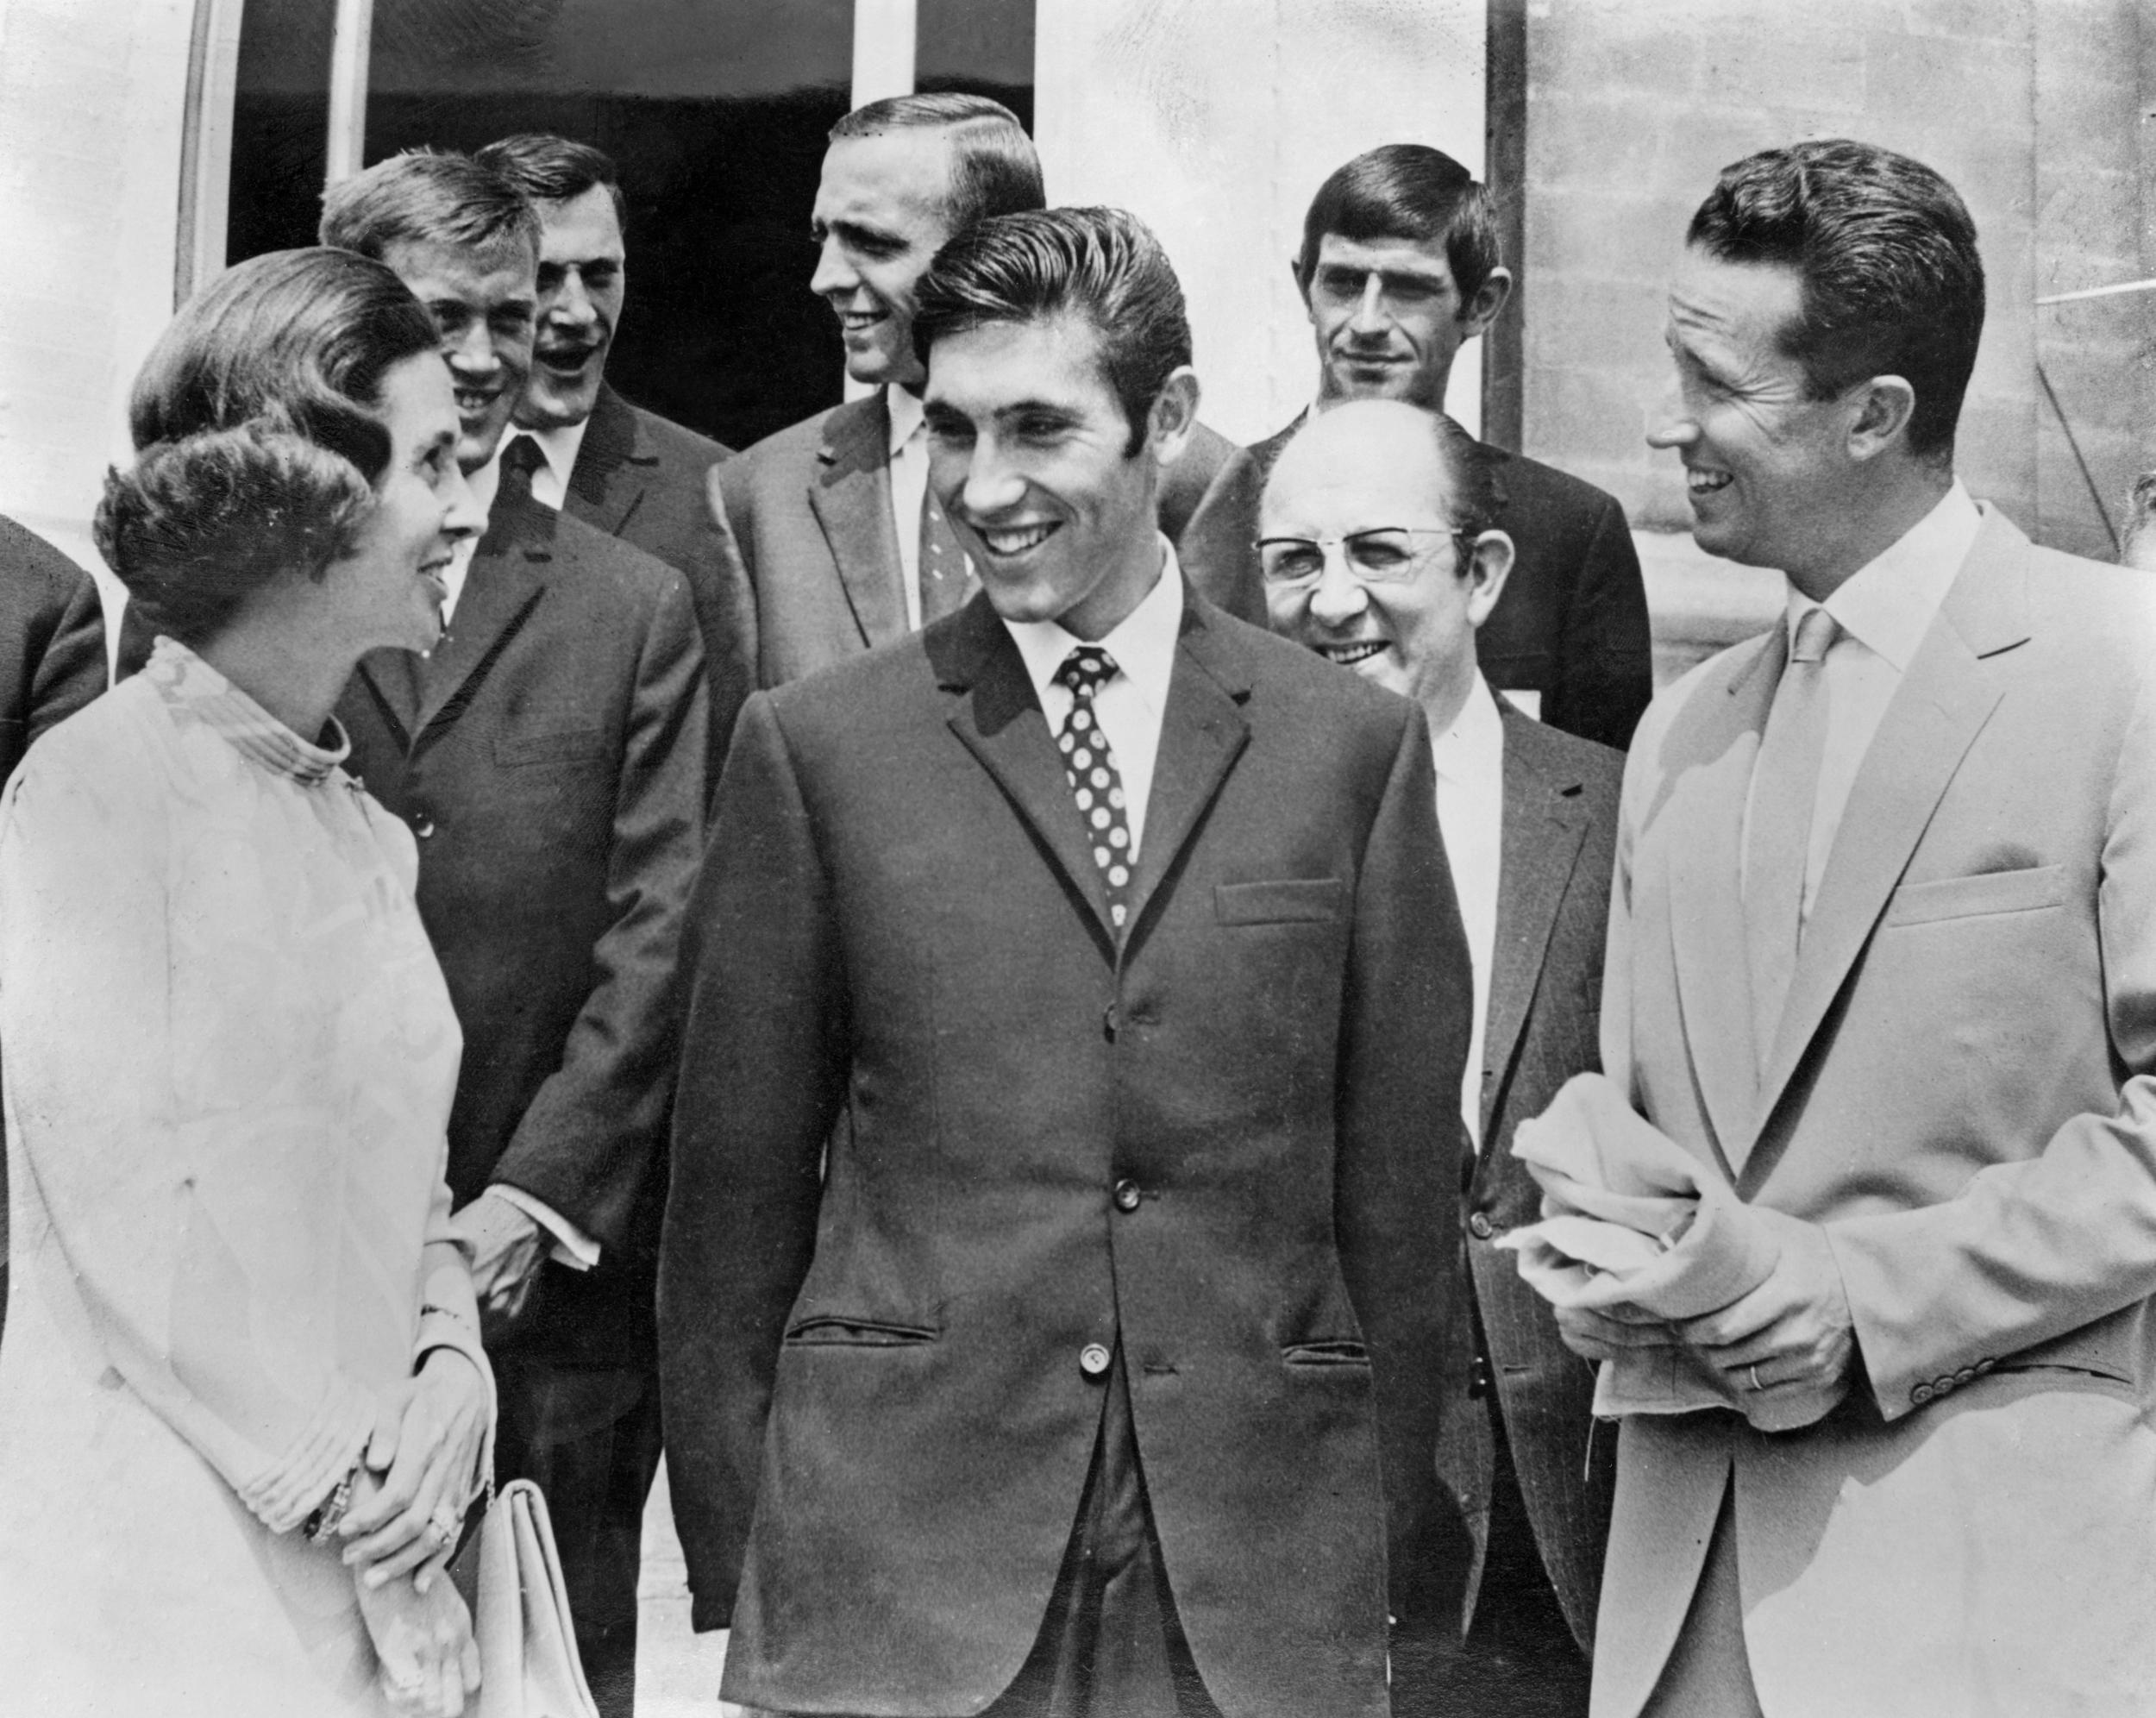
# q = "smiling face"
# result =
<box><xmin>319</xmin><ymin>353</ymin><xmax>484</xmax><ymax>656</ymax></box>
<box><xmin>1649</xmin><ymin>249</ymin><xmax>1861</xmax><ymax>577</ymax></box>
<box><xmin>924</xmin><ymin>312</ymin><xmax>1190</xmax><ymax>641</ymax></box>
<box><xmin>1260</xmin><ymin>401</ymin><xmax>1510</xmax><ymax>730</ymax></box>
<box><xmin>810</xmin><ymin>129</ymin><xmax>959</xmax><ymax>390</ymax></box>
<box><xmin>518</xmin><ymin>185</ymin><xmax>625</xmax><ymax>431</ymax></box>
<box><xmin>1303</xmin><ymin>232</ymin><xmax>1500</xmax><ymax>413</ymax></box>
<box><xmin>382</xmin><ymin>235</ymin><xmax>537</xmax><ymax>470</ymax></box>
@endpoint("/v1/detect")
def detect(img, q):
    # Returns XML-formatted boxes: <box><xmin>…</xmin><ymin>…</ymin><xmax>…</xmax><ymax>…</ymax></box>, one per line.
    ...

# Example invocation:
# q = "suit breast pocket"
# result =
<box><xmin>1883</xmin><ymin>864</ymin><xmax>2065</xmax><ymax>927</ymax></box>
<box><xmin>1214</xmin><ymin>878</ymin><xmax>1344</xmax><ymax>925</ymax></box>
<box><xmin>494</xmin><ymin>727</ymin><xmax>610</xmax><ymax>769</ymax></box>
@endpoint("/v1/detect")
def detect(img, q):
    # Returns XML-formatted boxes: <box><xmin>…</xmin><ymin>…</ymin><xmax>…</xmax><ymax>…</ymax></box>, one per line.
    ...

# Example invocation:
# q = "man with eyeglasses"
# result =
<box><xmin>1181</xmin><ymin>143</ymin><xmax>1653</xmax><ymax>751</ymax></box>
<box><xmin>1263</xmin><ymin>398</ymin><xmax>1620</xmax><ymax>1718</ymax></box>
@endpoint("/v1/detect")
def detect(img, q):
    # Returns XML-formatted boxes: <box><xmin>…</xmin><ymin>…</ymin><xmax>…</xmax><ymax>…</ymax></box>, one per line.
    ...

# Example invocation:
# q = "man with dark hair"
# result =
<box><xmin>1179</xmin><ymin>142</ymin><xmax>1653</xmax><ymax>751</ymax></box>
<box><xmin>662</xmin><ymin>206</ymin><xmax>1470</xmax><ymax>1718</ymax></box>
<box><xmin>319</xmin><ymin>149</ymin><xmax>711</xmax><ymax>1718</ymax></box>
<box><xmin>710</xmin><ymin>94</ymin><xmax>1232</xmax><ymax>686</ymax></box>
<box><xmin>474</xmin><ymin>133</ymin><xmax>752</xmax><ymax>780</ymax></box>
<box><xmin>1261</xmin><ymin>399</ymin><xmax>1618</xmax><ymax>1718</ymax></box>
<box><xmin>1567</xmin><ymin>138</ymin><xmax>2156</xmax><ymax>1715</ymax></box>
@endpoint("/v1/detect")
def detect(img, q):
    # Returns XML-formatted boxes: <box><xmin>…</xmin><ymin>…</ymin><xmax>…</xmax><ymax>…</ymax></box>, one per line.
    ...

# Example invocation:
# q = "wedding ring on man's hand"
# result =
<box><xmin>1748</xmin><ymin>1364</ymin><xmax>1764</xmax><ymax>1392</ymax></box>
<box><xmin>430</xmin><ymin>1505</ymin><xmax>461</xmax><ymax>1546</ymax></box>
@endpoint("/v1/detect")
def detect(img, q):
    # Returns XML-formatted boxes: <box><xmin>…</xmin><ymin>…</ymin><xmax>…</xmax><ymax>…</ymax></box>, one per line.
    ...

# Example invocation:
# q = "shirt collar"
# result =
<box><xmin>886</xmin><ymin>382</ymin><xmax>926</xmax><ymax>453</ymax></box>
<box><xmin>143</xmin><ymin>636</ymin><xmax>351</xmax><ymax>786</ymax></box>
<box><xmin>1002</xmin><ymin>536</ymin><xmax>1185</xmax><ymax>718</ymax></box>
<box><xmin>1430</xmin><ymin>672</ymin><xmax>1505</xmax><ymax>790</ymax></box>
<box><xmin>1793</xmin><ymin>480</ymin><xmax>1981</xmax><ymax>672</ymax></box>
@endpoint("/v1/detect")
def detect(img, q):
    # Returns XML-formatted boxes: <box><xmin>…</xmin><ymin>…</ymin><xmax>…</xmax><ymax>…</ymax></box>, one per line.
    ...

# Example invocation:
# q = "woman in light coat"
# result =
<box><xmin>0</xmin><ymin>247</ymin><xmax>493</xmax><ymax>1717</ymax></box>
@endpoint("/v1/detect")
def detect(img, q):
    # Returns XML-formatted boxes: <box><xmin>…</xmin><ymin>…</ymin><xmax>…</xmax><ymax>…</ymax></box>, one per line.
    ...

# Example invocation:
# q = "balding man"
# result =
<box><xmin>1262</xmin><ymin>402</ymin><xmax>1618</xmax><ymax>1717</ymax></box>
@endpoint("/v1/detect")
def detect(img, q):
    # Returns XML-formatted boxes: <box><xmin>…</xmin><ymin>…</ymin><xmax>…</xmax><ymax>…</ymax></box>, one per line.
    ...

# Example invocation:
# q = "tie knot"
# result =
<box><xmin>500</xmin><ymin>435</ymin><xmax>546</xmax><ymax>486</ymax></box>
<box><xmin>1056</xmin><ymin>646</ymin><xmax>1118</xmax><ymax>697</ymax></box>
<box><xmin>1790</xmin><ymin>605</ymin><xmax>1838</xmax><ymax>666</ymax></box>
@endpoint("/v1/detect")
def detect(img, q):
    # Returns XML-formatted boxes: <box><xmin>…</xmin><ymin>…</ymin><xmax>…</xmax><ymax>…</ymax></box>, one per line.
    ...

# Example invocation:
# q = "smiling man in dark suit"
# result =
<box><xmin>475</xmin><ymin>133</ymin><xmax>753</xmax><ymax>781</ymax></box>
<box><xmin>663</xmin><ymin>208</ymin><xmax>1470</xmax><ymax>1718</ymax></box>
<box><xmin>1262</xmin><ymin>399</ymin><xmax>1619</xmax><ymax>1717</ymax></box>
<box><xmin>318</xmin><ymin>151</ymin><xmax>710</xmax><ymax>1718</ymax></box>
<box><xmin>711</xmin><ymin>93</ymin><xmax>1232</xmax><ymax>688</ymax></box>
<box><xmin>1181</xmin><ymin>143</ymin><xmax>1652</xmax><ymax>752</ymax></box>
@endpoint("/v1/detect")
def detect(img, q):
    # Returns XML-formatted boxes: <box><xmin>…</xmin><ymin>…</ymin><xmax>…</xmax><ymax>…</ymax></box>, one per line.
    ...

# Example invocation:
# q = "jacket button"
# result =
<box><xmin>1080</xmin><ymin>1343</ymin><xmax>1112</xmax><ymax>1378</ymax></box>
<box><xmin>1468</xmin><ymin>1212</ymin><xmax>1495</xmax><ymax>1240</ymax></box>
<box><xmin>1112</xmin><ymin>1180</ymin><xmax>1142</xmax><ymax>1213</ymax></box>
<box><xmin>1102</xmin><ymin>1003</ymin><xmax>1119</xmax><ymax>1043</ymax></box>
<box><xmin>412</xmin><ymin>814</ymin><xmax>436</xmax><ymax>838</ymax></box>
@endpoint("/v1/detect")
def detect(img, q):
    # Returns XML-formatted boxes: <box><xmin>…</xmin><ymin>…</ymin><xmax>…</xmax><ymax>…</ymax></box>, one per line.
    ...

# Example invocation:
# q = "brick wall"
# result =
<box><xmin>1513</xmin><ymin>0</ymin><xmax>2155</xmax><ymax>668</ymax></box>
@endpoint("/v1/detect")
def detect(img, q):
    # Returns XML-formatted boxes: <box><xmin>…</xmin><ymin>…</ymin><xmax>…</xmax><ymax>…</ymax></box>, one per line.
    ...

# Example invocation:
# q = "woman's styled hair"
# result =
<box><xmin>94</xmin><ymin>247</ymin><xmax>442</xmax><ymax>645</ymax></box>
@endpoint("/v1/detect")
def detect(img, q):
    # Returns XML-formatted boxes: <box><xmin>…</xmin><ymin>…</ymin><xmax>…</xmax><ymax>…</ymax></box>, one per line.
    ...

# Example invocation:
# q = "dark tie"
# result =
<box><xmin>498</xmin><ymin>433</ymin><xmax>547</xmax><ymax>506</ymax></box>
<box><xmin>1055</xmin><ymin>646</ymin><xmax>1135</xmax><ymax>931</ymax></box>
<box><xmin>1744</xmin><ymin>605</ymin><xmax>1839</xmax><ymax>1071</ymax></box>
<box><xmin>918</xmin><ymin>492</ymin><xmax>975</xmax><ymax>624</ymax></box>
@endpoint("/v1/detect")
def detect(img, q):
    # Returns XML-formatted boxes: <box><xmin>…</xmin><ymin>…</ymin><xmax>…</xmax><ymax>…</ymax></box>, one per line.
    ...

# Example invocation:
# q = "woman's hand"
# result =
<box><xmin>342</xmin><ymin>1348</ymin><xmax>489</xmax><ymax>1591</ymax></box>
<box><xmin>356</xmin><ymin>1564</ymin><xmax>482</xmax><ymax>1717</ymax></box>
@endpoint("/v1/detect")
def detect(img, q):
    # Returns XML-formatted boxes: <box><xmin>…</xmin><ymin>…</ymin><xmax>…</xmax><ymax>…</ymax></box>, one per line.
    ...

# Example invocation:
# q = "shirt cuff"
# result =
<box><xmin>491</xmin><ymin>1183</ymin><xmax>600</xmax><ymax>1271</ymax></box>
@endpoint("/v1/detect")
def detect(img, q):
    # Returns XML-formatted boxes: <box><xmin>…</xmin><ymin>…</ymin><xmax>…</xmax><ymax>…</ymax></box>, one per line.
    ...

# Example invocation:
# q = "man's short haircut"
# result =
<box><xmin>318</xmin><ymin>148</ymin><xmax>540</xmax><ymax>265</ymax></box>
<box><xmin>912</xmin><ymin>206</ymin><xmax>1191</xmax><ymax>459</ymax></box>
<box><xmin>830</xmin><ymin>93</ymin><xmax>1044</xmax><ymax>232</ymax></box>
<box><xmin>1686</xmin><ymin>138</ymin><xmax>1984</xmax><ymax>463</ymax></box>
<box><xmin>95</xmin><ymin>248</ymin><xmax>442</xmax><ymax>644</ymax></box>
<box><xmin>1295</xmin><ymin>143</ymin><xmax>1502</xmax><ymax>310</ymax></box>
<box><xmin>475</xmin><ymin>133</ymin><xmax>626</xmax><ymax>231</ymax></box>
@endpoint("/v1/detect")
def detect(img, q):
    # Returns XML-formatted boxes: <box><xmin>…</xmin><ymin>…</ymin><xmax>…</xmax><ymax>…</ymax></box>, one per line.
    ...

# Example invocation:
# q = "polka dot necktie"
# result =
<box><xmin>1055</xmin><ymin>646</ymin><xmax>1135</xmax><ymax>931</ymax></box>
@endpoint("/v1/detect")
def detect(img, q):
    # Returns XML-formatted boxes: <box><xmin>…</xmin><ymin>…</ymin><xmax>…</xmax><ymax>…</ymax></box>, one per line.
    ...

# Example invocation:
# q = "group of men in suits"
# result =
<box><xmin>40</xmin><ymin>68</ymin><xmax>2156</xmax><ymax>1718</ymax></box>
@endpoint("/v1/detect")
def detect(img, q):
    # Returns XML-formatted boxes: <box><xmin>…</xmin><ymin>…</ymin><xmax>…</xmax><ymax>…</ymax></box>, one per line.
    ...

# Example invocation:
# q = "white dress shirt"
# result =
<box><xmin>437</xmin><ymin>448</ymin><xmax>502</xmax><ymax>625</ymax></box>
<box><xmin>499</xmin><ymin>417</ymin><xmax>591</xmax><ymax>513</ymax></box>
<box><xmin>1002</xmin><ymin>539</ymin><xmax>1185</xmax><ymax>860</ymax></box>
<box><xmin>1431</xmin><ymin>674</ymin><xmax>1506</xmax><ymax>1150</ymax></box>
<box><xmin>1746</xmin><ymin>480</ymin><xmax>1983</xmax><ymax>921</ymax></box>
<box><xmin>887</xmin><ymin>383</ymin><xmax>931</xmax><ymax>631</ymax></box>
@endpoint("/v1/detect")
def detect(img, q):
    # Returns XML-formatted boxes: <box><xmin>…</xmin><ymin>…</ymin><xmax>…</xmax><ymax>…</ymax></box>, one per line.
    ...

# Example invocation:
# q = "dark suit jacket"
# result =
<box><xmin>0</xmin><ymin>515</ymin><xmax>110</xmax><ymax>1320</ymax></box>
<box><xmin>1432</xmin><ymin>703</ymin><xmax>1620</xmax><ymax>1654</ymax></box>
<box><xmin>710</xmin><ymin>390</ymin><xmax>1236</xmax><ymax>686</ymax></box>
<box><xmin>661</xmin><ymin>589</ymin><xmax>1471</xmax><ymax>1718</ymax></box>
<box><xmin>339</xmin><ymin>489</ymin><xmax>707</xmax><ymax>1362</ymax></box>
<box><xmin>0</xmin><ymin>517</ymin><xmax>107</xmax><ymax>779</ymax></box>
<box><xmin>562</xmin><ymin>384</ymin><xmax>753</xmax><ymax>783</ymax></box>
<box><xmin>1178</xmin><ymin>420</ymin><xmax>1655</xmax><ymax>751</ymax></box>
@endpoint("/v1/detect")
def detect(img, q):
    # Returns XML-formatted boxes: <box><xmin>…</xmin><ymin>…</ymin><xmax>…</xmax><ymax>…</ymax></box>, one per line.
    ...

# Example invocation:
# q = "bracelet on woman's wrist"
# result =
<box><xmin>302</xmin><ymin>1463</ymin><xmax>361</xmax><ymax>1543</ymax></box>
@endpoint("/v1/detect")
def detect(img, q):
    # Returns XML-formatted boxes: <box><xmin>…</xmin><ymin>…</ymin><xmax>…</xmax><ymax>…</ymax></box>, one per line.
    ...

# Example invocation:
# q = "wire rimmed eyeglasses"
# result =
<box><xmin>1256</xmin><ymin>527</ymin><xmax>1478</xmax><ymax>587</ymax></box>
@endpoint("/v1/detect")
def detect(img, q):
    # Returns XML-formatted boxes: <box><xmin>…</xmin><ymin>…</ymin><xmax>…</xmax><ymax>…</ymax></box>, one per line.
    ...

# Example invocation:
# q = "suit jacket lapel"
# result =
<box><xmin>567</xmin><ymin>385</ymin><xmax>649</xmax><ymax>537</ymax></box>
<box><xmin>1745</xmin><ymin>513</ymin><xmax>2028</xmax><ymax>1179</ymax></box>
<box><xmin>808</xmin><ymin>393</ymin><xmax>909</xmax><ymax>651</ymax></box>
<box><xmin>1120</xmin><ymin>600</ymin><xmax>1253</xmax><ymax>944</ymax></box>
<box><xmin>935</xmin><ymin>598</ymin><xmax>1118</xmax><ymax>951</ymax></box>
<box><xmin>1667</xmin><ymin>631</ymin><xmax>1781</xmax><ymax>1173</ymax></box>
<box><xmin>1481</xmin><ymin>706</ymin><xmax>1590</xmax><ymax>1141</ymax></box>
<box><xmin>410</xmin><ymin>489</ymin><xmax>550</xmax><ymax>743</ymax></box>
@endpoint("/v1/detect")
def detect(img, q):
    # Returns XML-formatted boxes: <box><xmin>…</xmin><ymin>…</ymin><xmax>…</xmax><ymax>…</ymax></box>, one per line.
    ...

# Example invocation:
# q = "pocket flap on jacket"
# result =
<box><xmin>1215</xmin><ymin>878</ymin><xmax>1344</xmax><ymax>925</ymax></box>
<box><xmin>494</xmin><ymin>727</ymin><xmax>609</xmax><ymax>768</ymax></box>
<box><xmin>1883</xmin><ymin>864</ymin><xmax>2064</xmax><ymax>927</ymax></box>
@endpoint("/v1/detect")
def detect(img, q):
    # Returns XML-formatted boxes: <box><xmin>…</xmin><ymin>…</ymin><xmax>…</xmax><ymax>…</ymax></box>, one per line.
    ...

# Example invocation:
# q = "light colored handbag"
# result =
<box><xmin>448</xmin><ymin>1477</ymin><xmax>601</xmax><ymax>1718</ymax></box>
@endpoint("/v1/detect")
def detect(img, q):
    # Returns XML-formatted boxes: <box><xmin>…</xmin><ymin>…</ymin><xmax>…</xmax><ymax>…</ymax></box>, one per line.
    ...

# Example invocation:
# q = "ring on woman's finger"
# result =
<box><xmin>1747</xmin><ymin>1363</ymin><xmax>1764</xmax><ymax>1391</ymax></box>
<box><xmin>430</xmin><ymin>1503</ymin><xmax>461</xmax><ymax>1543</ymax></box>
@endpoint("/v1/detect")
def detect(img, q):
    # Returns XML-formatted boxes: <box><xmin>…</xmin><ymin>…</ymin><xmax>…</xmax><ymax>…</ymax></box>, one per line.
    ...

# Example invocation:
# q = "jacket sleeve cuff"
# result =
<box><xmin>491</xmin><ymin>1182</ymin><xmax>600</xmax><ymax>1270</ymax></box>
<box><xmin>237</xmin><ymin>1373</ymin><xmax>376</xmax><ymax>1534</ymax></box>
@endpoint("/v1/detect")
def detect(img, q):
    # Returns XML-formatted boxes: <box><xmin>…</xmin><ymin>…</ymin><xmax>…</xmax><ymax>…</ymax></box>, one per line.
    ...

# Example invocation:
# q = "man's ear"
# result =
<box><xmin>1460</xmin><ymin>266</ymin><xmax>1514</xmax><ymax>340</ymax></box>
<box><xmin>1463</xmin><ymin>530</ymin><xmax>1516</xmax><ymax>629</ymax></box>
<box><xmin>1292</xmin><ymin>254</ymin><xmax>1315</xmax><ymax>317</ymax></box>
<box><xmin>1148</xmin><ymin>367</ymin><xmax>1201</xmax><ymax>467</ymax></box>
<box><xmin>1846</xmin><ymin>375</ymin><xmax>1917</xmax><ymax>463</ymax></box>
